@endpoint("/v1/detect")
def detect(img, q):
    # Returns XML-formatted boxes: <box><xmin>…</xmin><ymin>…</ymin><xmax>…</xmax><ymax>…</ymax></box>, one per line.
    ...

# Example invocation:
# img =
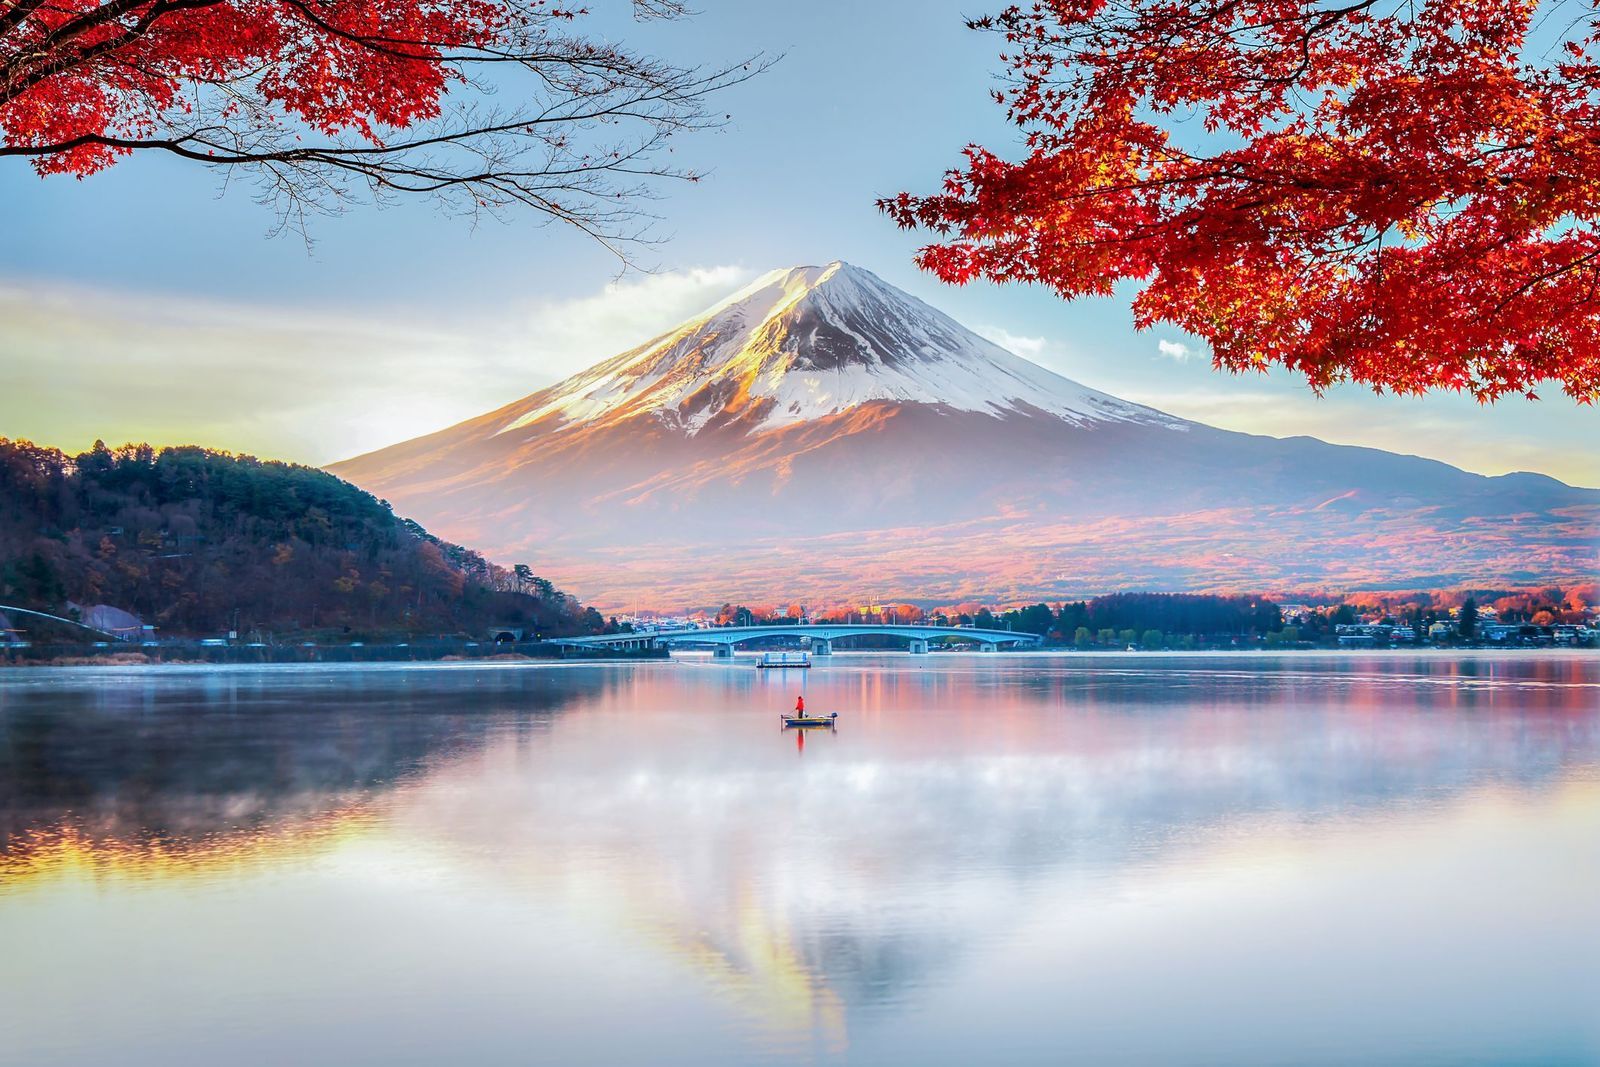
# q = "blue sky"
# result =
<box><xmin>1</xmin><ymin>0</ymin><xmax>1594</xmax><ymax>484</ymax></box>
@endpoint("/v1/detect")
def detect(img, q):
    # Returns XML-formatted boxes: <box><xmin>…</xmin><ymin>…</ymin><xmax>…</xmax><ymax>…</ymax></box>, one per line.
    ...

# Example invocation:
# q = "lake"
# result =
<box><xmin>1</xmin><ymin>652</ymin><xmax>1597</xmax><ymax>1066</ymax></box>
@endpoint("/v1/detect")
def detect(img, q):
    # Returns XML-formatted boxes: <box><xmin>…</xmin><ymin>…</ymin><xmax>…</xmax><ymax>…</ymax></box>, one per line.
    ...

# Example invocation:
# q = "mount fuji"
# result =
<box><xmin>329</xmin><ymin>262</ymin><xmax>1599</xmax><ymax>609</ymax></box>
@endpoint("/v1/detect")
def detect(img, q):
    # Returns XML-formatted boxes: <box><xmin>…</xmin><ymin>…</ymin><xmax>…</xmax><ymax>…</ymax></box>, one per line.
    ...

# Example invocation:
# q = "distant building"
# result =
<box><xmin>1479</xmin><ymin>623</ymin><xmax>1550</xmax><ymax>644</ymax></box>
<box><xmin>1552</xmin><ymin>625</ymin><xmax>1584</xmax><ymax>645</ymax></box>
<box><xmin>1336</xmin><ymin>623</ymin><xmax>1392</xmax><ymax>646</ymax></box>
<box><xmin>1279</xmin><ymin>604</ymin><xmax>1314</xmax><ymax>624</ymax></box>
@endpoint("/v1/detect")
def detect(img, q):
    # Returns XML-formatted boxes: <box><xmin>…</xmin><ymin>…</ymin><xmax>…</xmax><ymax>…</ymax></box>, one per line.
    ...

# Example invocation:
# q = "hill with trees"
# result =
<box><xmin>0</xmin><ymin>439</ymin><xmax>603</xmax><ymax>640</ymax></box>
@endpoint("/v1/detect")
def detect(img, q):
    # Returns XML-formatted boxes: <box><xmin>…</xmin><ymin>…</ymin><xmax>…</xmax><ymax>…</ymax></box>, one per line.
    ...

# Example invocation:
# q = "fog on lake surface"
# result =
<box><xmin>1</xmin><ymin>652</ymin><xmax>1597</xmax><ymax>1066</ymax></box>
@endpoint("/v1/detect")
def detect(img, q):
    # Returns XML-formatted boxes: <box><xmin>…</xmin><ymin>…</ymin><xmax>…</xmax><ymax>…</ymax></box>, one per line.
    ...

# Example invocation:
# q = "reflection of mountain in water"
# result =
<box><xmin>2</xmin><ymin>658</ymin><xmax>1597</xmax><ymax>1041</ymax></box>
<box><xmin>388</xmin><ymin>661</ymin><xmax>1600</xmax><ymax>1028</ymax></box>
<box><xmin>0</xmin><ymin>666</ymin><xmax>598</xmax><ymax>852</ymax></box>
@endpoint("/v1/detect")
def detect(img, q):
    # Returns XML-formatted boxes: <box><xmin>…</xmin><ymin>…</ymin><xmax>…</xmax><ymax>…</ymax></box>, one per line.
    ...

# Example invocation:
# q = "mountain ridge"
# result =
<box><xmin>329</xmin><ymin>261</ymin><xmax>1599</xmax><ymax>609</ymax></box>
<box><xmin>477</xmin><ymin>261</ymin><xmax>1185</xmax><ymax>442</ymax></box>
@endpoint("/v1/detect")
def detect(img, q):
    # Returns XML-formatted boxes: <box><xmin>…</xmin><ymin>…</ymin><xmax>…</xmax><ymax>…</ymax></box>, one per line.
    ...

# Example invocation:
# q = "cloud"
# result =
<box><xmin>973</xmin><ymin>325</ymin><xmax>1050</xmax><ymax>360</ymax></box>
<box><xmin>0</xmin><ymin>265</ymin><xmax>754</xmax><ymax>466</ymax></box>
<box><xmin>514</xmin><ymin>265</ymin><xmax>754</xmax><ymax>377</ymax></box>
<box><xmin>1157</xmin><ymin>338</ymin><xmax>1198</xmax><ymax>362</ymax></box>
<box><xmin>969</xmin><ymin>323</ymin><xmax>1097</xmax><ymax>382</ymax></box>
<box><xmin>7</xmin><ymin>269</ymin><xmax>1594</xmax><ymax>490</ymax></box>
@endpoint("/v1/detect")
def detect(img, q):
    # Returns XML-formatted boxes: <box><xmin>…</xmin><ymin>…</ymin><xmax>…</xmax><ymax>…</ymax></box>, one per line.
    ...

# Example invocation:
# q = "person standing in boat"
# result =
<box><xmin>795</xmin><ymin>694</ymin><xmax>805</xmax><ymax>715</ymax></box>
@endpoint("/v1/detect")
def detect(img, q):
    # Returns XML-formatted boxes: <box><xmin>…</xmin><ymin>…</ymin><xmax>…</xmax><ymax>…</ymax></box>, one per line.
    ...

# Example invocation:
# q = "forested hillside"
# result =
<box><xmin>0</xmin><ymin>440</ymin><xmax>602</xmax><ymax>639</ymax></box>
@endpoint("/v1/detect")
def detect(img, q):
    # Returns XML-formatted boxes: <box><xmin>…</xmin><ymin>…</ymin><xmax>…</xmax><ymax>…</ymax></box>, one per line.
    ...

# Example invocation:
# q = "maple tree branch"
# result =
<box><xmin>0</xmin><ymin>0</ymin><xmax>48</xmax><ymax>41</ymax></box>
<box><xmin>1</xmin><ymin>0</ymin><xmax>223</xmax><ymax>102</ymax></box>
<box><xmin>888</xmin><ymin>0</ymin><xmax>1600</xmax><ymax>401</ymax></box>
<box><xmin>0</xmin><ymin>0</ymin><xmax>773</xmax><ymax>255</ymax></box>
<box><xmin>1489</xmin><ymin>247</ymin><xmax>1600</xmax><ymax>316</ymax></box>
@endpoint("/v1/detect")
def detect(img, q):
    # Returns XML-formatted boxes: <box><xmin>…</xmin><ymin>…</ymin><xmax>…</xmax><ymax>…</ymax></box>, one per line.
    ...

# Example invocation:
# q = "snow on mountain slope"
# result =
<box><xmin>495</xmin><ymin>261</ymin><xmax>1184</xmax><ymax>438</ymax></box>
<box><xmin>328</xmin><ymin>260</ymin><xmax>1600</xmax><ymax>609</ymax></box>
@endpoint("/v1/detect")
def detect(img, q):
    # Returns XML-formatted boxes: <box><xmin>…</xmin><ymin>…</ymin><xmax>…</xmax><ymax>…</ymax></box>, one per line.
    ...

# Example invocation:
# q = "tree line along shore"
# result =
<box><xmin>3</xmin><ymin>440</ymin><xmax>1593</xmax><ymax>661</ymax></box>
<box><xmin>0</xmin><ymin>440</ymin><xmax>622</xmax><ymax>650</ymax></box>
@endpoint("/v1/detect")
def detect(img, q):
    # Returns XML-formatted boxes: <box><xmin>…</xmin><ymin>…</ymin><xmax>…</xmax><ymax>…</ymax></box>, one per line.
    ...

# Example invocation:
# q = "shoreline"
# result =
<box><xmin>0</xmin><ymin>641</ymin><xmax>669</xmax><ymax>668</ymax></box>
<box><xmin>2</xmin><ymin>644</ymin><xmax>1591</xmax><ymax>671</ymax></box>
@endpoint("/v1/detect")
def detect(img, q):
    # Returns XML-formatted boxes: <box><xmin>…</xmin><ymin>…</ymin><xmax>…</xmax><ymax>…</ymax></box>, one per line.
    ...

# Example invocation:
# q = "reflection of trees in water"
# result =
<box><xmin>0</xmin><ymin>668</ymin><xmax>600</xmax><ymax>853</ymax></box>
<box><xmin>393</xmin><ymin>659</ymin><xmax>1600</xmax><ymax>1024</ymax></box>
<box><xmin>972</xmin><ymin>653</ymin><xmax>1597</xmax><ymax>713</ymax></box>
<box><xmin>3</xmin><ymin>657</ymin><xmax>1596</xmax><ymax>1033</ymax></box>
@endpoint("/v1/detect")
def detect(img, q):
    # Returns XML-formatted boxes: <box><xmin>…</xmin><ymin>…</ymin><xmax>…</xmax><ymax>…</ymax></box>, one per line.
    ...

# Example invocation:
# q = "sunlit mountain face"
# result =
<box><xmin>329</xmin><ymin>262</ymin><xmax>1600</xmax><ymax>610</ymax></box>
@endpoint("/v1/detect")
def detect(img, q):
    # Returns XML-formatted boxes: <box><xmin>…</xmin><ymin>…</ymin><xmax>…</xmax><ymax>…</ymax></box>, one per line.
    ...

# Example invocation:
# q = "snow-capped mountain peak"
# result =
<box><xmin>496</xmin><ymin>261</ymin><xmax>1180</xmax><ymax>437</ymax></box>
<box><xmin>329</xmin><ymin>259</ymin><xmax>1598</xmax><ymax>609</ymax></box>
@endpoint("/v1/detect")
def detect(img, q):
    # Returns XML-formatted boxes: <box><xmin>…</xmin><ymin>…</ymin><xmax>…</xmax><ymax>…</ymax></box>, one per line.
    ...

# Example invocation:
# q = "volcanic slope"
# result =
<box><xmin>330</xmin><ymin>262</ymin><xmax>1600</xmax><ymax>607</ymax></box>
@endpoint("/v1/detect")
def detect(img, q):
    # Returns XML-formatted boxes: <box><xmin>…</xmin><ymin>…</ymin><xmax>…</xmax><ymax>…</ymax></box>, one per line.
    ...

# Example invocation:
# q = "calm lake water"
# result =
<box><xmin>1</xmin><ymin>652</ymin><xmax>1597</xmax><ymax>1066</ymax></box>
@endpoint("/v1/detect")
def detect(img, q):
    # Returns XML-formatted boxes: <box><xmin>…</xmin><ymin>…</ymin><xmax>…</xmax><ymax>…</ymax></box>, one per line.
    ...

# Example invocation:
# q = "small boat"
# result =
<box><xmin>757</xmin><ymin>651</ymin><xmax>812</xmax><ymax>669</ymax></box>
<box><xmin>781</xmin><ymin>712</ymin><xmax>838</xmax><ymax>729</ymax></box>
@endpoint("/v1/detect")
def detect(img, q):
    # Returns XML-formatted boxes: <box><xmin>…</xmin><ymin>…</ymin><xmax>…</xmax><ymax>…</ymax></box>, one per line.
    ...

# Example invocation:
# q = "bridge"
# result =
<box><xmin>0</xmin><ymin>603</ymin><xmax>128</xmax><ymax>644</ymax></box>
<box><xmin>554</xmin><ymin>623</ymin><xmax>1043</xmax><ymax>656</ymax></box>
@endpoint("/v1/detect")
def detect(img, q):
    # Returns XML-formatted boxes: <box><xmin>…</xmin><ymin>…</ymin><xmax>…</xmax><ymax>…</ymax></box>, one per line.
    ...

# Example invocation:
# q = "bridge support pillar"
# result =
<box><xmin>713</xmin><ymin>644</ymin><xmax>734</xmax><ymax>659</ymax></box>
<box><xmin>980</xmin><ymin>642</ymin><xmax>998</xmax><ymax>653</ymax></box>
<box><xmin>909</xmin><ymin>639</ymin><xmax>929</xmax><ymax>655</ymax></box>
<box><xmin>812</xmin><ymin>639</ymin><xmax>832</xmax><ymax>656</ymax></box>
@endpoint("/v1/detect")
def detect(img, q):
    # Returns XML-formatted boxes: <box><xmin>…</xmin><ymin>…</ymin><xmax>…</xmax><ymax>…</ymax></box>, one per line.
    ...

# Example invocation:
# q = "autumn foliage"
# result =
<box><xmin>0</xmin><ymin>0</ymin><xmax>758</xmax><ymax>244</ymax></box>
<box><xmin>882</xmin><ymin>0</ymin><xmax>1600</xmax><ymax>402</ymax></box>
<box><xmin>0</xmin><ymin>438</ymin><xmax>599</xmax><ymax>636</ymax></box>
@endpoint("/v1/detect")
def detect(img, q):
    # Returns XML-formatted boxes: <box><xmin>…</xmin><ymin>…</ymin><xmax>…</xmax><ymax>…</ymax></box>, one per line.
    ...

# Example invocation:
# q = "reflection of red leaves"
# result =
<box><xmin>884</xmin><ymin>0</ymin><xmax>1600</xmax><ymax>403</ymax></box>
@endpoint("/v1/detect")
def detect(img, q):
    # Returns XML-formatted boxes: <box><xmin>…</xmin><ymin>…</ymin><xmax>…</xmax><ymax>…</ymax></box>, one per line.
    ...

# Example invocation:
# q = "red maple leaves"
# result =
<box><xmin>882</xmin><ymin>0</ymin><xmax>1600</xmax><ymax>402</ymax></box>
<box><xmin>3</xmin><ymin>0</ymin><xmax>489</xmax><ymax>173</ymax></box>
<box><xmin>1</xmin><ymin>1</ymin><xmax>759</xmax><ymax>247</ymax></box>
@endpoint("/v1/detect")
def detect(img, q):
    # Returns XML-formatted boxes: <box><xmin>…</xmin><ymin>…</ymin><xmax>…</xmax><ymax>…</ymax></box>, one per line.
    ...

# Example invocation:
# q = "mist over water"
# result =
<box><xmin>2</xmin><ymin>653</ymin><xmax>1597</xmax><ymax>1066</ymax></box>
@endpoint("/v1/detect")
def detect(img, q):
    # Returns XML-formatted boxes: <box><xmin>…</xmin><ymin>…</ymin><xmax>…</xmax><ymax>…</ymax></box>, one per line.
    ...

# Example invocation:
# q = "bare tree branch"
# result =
<box><xmin>0</xmin><ymin>0</ymin><xmax>773</xmax><ymax>259</ymax></box>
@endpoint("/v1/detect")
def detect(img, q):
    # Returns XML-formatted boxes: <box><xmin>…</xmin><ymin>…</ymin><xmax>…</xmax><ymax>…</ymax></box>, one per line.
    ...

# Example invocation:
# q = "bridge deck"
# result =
<box><xmin>557</xmin><ymin>623</ymin><xmax>1041</xmax><ymax>651</ymax></box>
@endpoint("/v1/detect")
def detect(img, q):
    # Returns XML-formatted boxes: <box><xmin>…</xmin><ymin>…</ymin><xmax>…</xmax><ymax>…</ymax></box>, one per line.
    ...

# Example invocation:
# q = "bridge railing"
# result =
<box><xmin>563</xmin><ymin>623</ymin><xmax>1042</xmax><ymax>647</ymax></box>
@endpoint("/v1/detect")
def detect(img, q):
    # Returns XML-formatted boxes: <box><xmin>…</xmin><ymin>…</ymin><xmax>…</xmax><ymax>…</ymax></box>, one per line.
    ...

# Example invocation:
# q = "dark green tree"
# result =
<box><xmin>1016</xmin><ymin>603</ymin><xmax>1055</xmax><ymax>636</ymax></box>
<box><xmin>0</xmin><ymin>438</ymin><xmax>596</xmax><ymax>638</ymax></box>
